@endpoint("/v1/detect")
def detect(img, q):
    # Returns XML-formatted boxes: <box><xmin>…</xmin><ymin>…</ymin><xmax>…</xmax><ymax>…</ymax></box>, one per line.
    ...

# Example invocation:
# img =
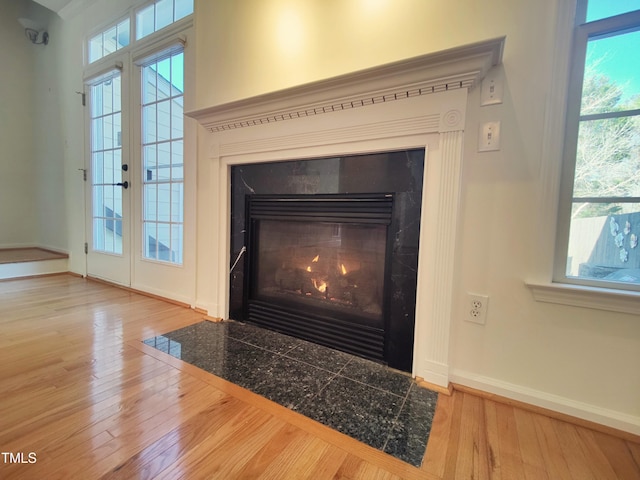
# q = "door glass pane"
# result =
<box><xmin>171</xmin><ymin>140</ymin><xmax>183</xmax><ymax>180</ymax></box>
<box><xmin>157</xmin><ymin>142</ymin><xmax>171</xmax><ymax>180</ymax></box>
<box><xmin>157</xmin><ymin>100</ymin><xmax>171</xmax><ymax>141</ymax></box>
<box><xmin>143</xmin><ymin>104</ymin><xmax>157</xmax><ymax>143</ymax></box>
<box><xmin>94</xmin><ymin>218</ymin><xmax>105</xmax><ymax>251</ymax></box>
<box><xmin>156</xmin><ymin>57</ymin><xmax>171</xmax><ymax>101</ymax></box>
<box><xmin>171</xmin><ymin>224</ymin><xmax>183</xmax><ymax>263</ymax></box>
<box><xmin>171</xmin><ymin>98</ymin><xmax>183</xmax><ymax>138</ymax></box>
<box><xmin>90</xmin><ymin>73</ymin><xmax>123</xmax><ymax>254</ymax></box>
<box><xmin>157</xmin><ymin>223</ymin><xmax>171</xmax><ymax>261</ymax></box>
<box><xmin>144</xmin><ymin>184</ymin><xmax>158</xmax><ymax>221</ymax></box>
<box><xmin>144</xmin><ymin>222</ymin><xmax>157</xmax><ymax>258</ymax></box>
<box><xmin>141</xmin><ymin>49</ymin><xmax>184</xmax><ymax>264</ymax></box>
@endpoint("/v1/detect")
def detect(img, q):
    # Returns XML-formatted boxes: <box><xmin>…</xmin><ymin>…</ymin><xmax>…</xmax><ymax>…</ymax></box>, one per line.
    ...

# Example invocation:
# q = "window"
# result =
<box><xmin>557</xmin><ymin>1</ymin><xmax>640</xmax><ymax>290</ymax></box>
<box><xmin>88</xmin><ymin>19</ymin><xmax>130</xmax><ymax>64</ymax></box>
<box><xmin>136</xmin><ymin>0</ymin><xmax>194</xmax><ymax>40</ymax></box>
<box><xmin>85</xmin><ymin>4</ymin><xmax>192</xmax><ymax>266</ymax></box>
<box><xmin>86</xmin><ymin>0</ymin><xmax>193</xmax><ymax>63</ymax></box>
<box><xmin>141</xmin><ymin>50</ymin><xmax>185</xmax><ymax>264</ymax></box>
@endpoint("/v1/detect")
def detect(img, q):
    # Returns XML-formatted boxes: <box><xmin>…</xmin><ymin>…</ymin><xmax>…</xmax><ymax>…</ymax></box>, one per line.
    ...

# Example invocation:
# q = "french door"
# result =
<box><xmin>86</xmin><ymin>68</ymin><xmax>131</xmax><ymax>285</ymax></box>
<box><xmin>84</xmin><ymin>41</ymin><xmax>195</xmax><ymax>304</ymax></box>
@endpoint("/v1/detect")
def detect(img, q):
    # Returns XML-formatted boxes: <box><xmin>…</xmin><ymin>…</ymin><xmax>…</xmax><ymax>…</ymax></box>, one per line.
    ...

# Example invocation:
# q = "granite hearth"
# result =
<box><xmin>144</xmin><ymin>320</ymin><xmax>438</xmax><ymax>466</ymax></box>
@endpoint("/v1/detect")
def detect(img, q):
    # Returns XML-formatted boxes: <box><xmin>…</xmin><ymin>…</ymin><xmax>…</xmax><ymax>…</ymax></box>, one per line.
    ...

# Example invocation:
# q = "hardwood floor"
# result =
<box><xmin>0</xmin><ymin>275</ymin><xmax>638</xmax><ymax>479</ymax></box>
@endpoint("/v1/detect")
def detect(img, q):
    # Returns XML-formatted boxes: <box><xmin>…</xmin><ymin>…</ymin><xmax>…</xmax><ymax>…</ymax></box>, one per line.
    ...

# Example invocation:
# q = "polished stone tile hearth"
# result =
<box><xmin>143</xmin><ymin>320</ymin><xmax>438</xmax><ymax>466</ymax></box>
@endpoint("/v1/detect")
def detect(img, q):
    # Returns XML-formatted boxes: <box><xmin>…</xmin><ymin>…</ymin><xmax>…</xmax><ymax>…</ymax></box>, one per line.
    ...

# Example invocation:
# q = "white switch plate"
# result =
<box><xmin>480</xmin><ymin>70</ymin><xmax>504</xmax><ymax>106</ymax></box>
<box><xmin>478</xmin><ymin>121</ymin><xmax>501</xmax><ymax>152</ymax></box>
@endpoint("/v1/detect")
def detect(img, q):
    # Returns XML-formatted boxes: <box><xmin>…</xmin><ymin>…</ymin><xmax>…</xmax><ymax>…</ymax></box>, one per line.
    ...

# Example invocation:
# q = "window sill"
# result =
<box><xmin>526</xmin><ymin>281</ymin><xmax>640</xmax><ymax>315</ymax></box>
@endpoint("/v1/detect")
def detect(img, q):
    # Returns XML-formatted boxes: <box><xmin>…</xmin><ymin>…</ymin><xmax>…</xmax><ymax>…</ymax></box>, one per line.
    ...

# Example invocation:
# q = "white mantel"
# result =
<box><xmin>188</xmin><ymin>37</ymin><xmax>504</xmax><ymax>386</ymax></box>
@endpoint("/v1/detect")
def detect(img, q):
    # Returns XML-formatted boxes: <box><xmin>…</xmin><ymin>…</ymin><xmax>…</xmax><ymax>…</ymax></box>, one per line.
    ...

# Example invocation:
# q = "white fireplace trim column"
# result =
<box><xmin>189</xmin><ymin>38</ymin><xmax>504</xmax><ymax>386</ymax></box>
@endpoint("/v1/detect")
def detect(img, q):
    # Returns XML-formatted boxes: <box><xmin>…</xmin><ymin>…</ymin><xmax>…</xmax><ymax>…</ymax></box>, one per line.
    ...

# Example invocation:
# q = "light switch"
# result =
<box><xmin>478</xmin><ymin>121</ymin><xmax>501</xmax><ymax>152</ymax></box>
<box><xmin>480</xmin><ymin>70</ymin><xmax>503</xmax><ymax>106</ymax></box>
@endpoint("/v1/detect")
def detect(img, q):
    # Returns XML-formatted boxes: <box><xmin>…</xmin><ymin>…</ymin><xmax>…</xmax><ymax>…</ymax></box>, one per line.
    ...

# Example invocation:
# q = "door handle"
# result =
<box><xmin>113</xmin><ymin>181</ymin><xmax>129</xmax><ymax>189</ymax></box>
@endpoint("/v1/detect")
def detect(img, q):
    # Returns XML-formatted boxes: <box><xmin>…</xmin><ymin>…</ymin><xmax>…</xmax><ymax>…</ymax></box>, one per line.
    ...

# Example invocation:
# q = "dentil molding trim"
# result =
<box><xmin>187</xmin><ymin>37</ymin><xmax>505</xmax><ymax>132</ymax></box>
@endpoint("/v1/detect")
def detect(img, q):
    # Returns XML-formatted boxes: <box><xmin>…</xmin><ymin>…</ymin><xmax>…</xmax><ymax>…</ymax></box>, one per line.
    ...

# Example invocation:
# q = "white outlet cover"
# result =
<box><xmin>466</xmin><ymin>293</ymin><xmax>489</xmax><ymax>325</ymax></box>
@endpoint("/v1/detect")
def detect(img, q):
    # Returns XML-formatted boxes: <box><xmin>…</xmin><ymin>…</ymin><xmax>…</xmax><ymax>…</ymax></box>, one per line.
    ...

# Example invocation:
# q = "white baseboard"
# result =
<box><xmin>193</xmin><ymin>301</ymin><xmax>220</xmax><ymax>318</ymax></box>
<box><xmin>416</xmin><ymin>359</ymin><xmax>450</xmax><ymax>388</ymax></box>
<box><xmin>450</xmin><ymin>369</ymin><xmax>640</xmax><ymax>436</ymax></box>
<box><xmin>126</xmin><ymin>282</ymin><xmax>195</xmax><ymax>308</ymax></box>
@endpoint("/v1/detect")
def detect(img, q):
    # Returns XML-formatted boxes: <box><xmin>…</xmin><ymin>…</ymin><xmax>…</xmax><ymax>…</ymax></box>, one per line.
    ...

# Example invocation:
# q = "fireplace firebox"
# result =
<box><xmin>230</xmin><ymin>150</ymin><xmax>424</xmax><ymax>372</ymax></box>
<box><xmin>245</xmin><ymin>194</ymin><xmax>393</xmax><ymax>362</ymax></box>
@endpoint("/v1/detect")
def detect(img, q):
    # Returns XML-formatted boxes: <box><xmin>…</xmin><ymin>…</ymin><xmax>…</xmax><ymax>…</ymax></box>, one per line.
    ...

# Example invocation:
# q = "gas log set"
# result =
<box><xmin>272</xmin><ymin>250</ymin><xmax>382</xmax><ymax>317</ymax></box>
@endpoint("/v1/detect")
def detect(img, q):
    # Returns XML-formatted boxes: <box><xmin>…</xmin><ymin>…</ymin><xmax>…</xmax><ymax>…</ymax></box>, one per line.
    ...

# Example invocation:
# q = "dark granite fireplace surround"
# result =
<box><xmin>230</xmin><ymin>149</ymin><xmax>424</xmax><ymax>372</ymax></box>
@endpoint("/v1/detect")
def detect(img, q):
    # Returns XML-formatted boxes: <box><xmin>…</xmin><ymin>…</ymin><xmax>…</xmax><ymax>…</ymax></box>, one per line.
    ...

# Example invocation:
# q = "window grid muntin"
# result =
<box><xmin>141</xmin><ymin>50</ymin><xmax>184</xmax><ymax>265</ymax></box>
<box><xmin>90</xmin><ymin>73</ymin><xmax>124</xmax><ymax>255</ymax></box>
<box><xmin>88</xmin><ymin>19</ymin><xmax>130</xmax><ymax>64</ymax></box>
<box><xmin>136</xmin><ymin>0</ymin><xmax>194</xmax><ymax>41</ymax></box>
<box><xmin>87</xmin><ymin>1</ymin><xmax>192</xmax><ymax>65</ymax></box>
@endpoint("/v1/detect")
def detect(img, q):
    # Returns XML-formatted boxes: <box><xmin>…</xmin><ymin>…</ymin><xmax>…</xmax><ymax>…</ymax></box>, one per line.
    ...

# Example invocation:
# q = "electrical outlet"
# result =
<box><xmin>466</xmin><ymin>293</ymin><xmax>489</xmax><ymax>325</ymax></box>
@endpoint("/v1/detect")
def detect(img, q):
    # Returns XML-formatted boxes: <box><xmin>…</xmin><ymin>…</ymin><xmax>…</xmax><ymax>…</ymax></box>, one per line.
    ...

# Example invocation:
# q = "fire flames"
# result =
<box><xmin>307</xmin><ymin>255</ymin><xmax>320</xmax><ymax>273</ymax></box>
<box><xmin>312</xmin><ymin>279</ymin><xmax>327</xmax><ymax>293</ymax></box>
<box><xmin>305</xmin><ymin>255</ymin><xmax>349</xmax><ymax>294</ymax></box>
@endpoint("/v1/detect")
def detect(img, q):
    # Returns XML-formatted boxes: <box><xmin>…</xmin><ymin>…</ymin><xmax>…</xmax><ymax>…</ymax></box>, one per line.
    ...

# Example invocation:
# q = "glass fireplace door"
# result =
<box><xmin>252</xmin><ymin>219</ymin><xmax>387</xmax><ymax>322</ymax></box>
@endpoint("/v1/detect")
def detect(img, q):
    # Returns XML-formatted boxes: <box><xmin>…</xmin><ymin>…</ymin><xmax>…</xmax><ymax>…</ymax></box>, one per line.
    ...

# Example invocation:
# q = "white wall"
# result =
<box><xmin>35</xmin><ymin>0</ymin><xmax>639</xmax><ymax>433</ymax></box>
<box><xmin>0</xmin><ymin>0</ymin><xmax>67</xmax><ymax>252</ymax></box>
<box><xmin>0</xmin><ymin>0</ymin><xmax>38</xmax><ymax>246</ymax></box>
<box><xmin>32</xmin><ymin>7</ymin><xmax>68</xmax><ymax>252</ymax></box>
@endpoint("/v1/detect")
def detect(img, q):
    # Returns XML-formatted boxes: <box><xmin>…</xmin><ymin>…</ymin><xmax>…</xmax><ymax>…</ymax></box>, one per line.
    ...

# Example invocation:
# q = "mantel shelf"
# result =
<box><xmin>187</xmin><ymin>37</ymin><xmax>505</xmax><ymax>133</ymax></box>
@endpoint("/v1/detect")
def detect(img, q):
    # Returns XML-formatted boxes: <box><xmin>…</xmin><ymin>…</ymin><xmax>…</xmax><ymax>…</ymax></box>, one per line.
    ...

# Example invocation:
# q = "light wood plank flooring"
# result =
<box><xmin>0</xmin><ymin>275</ymin><xmax>638</xmax><ymax>479</ymax></box>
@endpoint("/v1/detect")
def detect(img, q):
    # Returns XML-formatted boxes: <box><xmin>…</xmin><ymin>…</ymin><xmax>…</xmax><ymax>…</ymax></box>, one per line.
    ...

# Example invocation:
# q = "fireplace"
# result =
<box><xmin>188</xmin><ymin>38</ymin><xmax>504</xmax><ymax>384</ymax></box>
<box><xmin>246</xmin><ymin>193</ymin><xmax>391</xmax><ymax>361</ymax></box>
<box><xmin>230</xmin><ymin>151</ymin><xmax>424</xmax><ymax>372</ymax></box>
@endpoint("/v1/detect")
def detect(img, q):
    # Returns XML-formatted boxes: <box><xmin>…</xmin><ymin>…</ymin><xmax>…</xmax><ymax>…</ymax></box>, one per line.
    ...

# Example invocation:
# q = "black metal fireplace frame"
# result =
<box><xmin>243</xmin><ymin>193</ymin><xmax>396</xmax><ymax>363</ymax></box>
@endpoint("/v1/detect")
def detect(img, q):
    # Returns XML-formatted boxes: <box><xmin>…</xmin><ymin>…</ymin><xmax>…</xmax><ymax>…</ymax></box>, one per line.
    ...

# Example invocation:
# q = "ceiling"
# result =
<box><xmin>33</xmin><ymin>0</ymin><xmax>74</xmax><ymax>14</ymax></box>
